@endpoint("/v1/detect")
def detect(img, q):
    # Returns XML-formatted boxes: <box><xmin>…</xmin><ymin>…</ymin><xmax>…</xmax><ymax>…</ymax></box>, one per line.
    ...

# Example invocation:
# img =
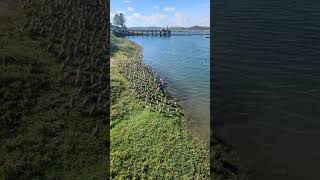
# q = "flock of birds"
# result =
<box><xmin>17</xmin><ymin>0</ymin><xmax>109</xmax><ymax>116</ymax></box>
<box><xmin>117</xmin><ymin>48</ymin><xmax>184</xmax><ymax>118</ymax></box>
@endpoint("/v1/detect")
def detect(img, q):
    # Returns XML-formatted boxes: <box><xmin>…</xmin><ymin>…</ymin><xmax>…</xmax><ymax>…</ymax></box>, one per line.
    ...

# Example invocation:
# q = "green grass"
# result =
<box><xmin>110</xmin><ymin>34</ymin><xmax>210</xmax><ymax>179</ymax></box>
<box><xmin>0</xmin><ymin>7</ymin><xmax>106</xmax><ymax>180</ymax></box>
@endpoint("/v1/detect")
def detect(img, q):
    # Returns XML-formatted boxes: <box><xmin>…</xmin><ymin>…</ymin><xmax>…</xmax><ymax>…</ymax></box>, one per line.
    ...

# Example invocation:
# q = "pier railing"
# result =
<box><xmin>112</xmin><ymin>27</ymin><xmax>210</xmax><ymax>37</ymax></box>
<box><xmin>114</xmin><ymin>29</ymin><xmax>171</xmax><ymax>37</ymax></box>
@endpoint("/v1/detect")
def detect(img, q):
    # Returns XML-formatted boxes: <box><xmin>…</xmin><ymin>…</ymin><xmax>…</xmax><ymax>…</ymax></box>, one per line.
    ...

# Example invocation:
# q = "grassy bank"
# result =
<box><xmin>110</xmin><ymin>33</ymin><xmax>251</xmax><ymax>179</ymax></box>
<box><xmin>0</xmin><ymin>1</ymin><xmax>107</xmax><ymax>179</ymax></box>
<box><xmin>110</xmin><ymin>33</ymin><xmax>210</xmax><ymax>178</ymax></box>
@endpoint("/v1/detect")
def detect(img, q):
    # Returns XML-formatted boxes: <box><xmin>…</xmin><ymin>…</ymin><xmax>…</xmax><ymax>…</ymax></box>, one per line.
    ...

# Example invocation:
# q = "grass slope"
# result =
<box><xmin>0</xmin><ymin>6</ymin><xmax>106</xmax><ymax>180</ymax></box>
<box><xmin>110</xmin><ymin>34</ymin><xmax>210</xmax><ymax>179</ymax></box>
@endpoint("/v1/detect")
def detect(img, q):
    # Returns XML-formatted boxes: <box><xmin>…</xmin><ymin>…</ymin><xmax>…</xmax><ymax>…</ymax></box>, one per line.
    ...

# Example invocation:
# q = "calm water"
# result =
<box><xmin>214</xmin><ymin>0</ymin><xmax>320</xmax><ymax>179</ymax></box>
<box><xmin>128</xmin><ymin>35</ymin><xmax>210</xmax><ymax>138</ymax></box>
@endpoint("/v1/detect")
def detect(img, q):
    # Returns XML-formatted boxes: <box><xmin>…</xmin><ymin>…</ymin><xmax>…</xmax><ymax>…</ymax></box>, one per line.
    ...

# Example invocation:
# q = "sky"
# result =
<box><xmin>110</xmin><ymin>0</ymin><xmax>210</xmax><ymax>27</ymax></box>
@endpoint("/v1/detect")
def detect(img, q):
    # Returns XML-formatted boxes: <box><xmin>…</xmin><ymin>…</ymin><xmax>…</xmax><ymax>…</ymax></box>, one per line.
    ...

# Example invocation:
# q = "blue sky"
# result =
<box><xmin>110</xmin><ymin>0</ymin><xmax>210</xmax><ymax>27</ymax></box>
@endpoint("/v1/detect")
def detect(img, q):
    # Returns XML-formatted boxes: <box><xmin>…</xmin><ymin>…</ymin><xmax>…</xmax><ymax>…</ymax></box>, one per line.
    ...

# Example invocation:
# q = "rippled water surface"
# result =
<box><xmin>214</xmin><ymin>0</ymin><xmax>320</xmax><ymax>179</ymax></box>
<box><xmin>128</xmin><ymin>35</ymin><xmax>210</xmax><ymax>137</ymax></box>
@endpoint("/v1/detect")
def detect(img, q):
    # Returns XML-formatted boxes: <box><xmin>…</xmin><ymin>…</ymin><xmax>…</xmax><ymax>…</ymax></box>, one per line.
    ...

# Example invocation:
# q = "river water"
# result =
<box><xmin>214</xmin><ymin>0</ymin><xmax>320</xmax><ymax>179</ymax></box>
<box><xmin>128</xmin><ymin>35</ymin><xmax>210</xmax><ymax>139</ymax></box>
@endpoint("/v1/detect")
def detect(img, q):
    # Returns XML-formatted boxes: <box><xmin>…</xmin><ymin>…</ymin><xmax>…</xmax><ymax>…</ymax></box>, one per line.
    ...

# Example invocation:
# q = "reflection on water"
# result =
<box><xmin>128</xmin><ymin>35</ymin><xmax>210</xmax><ymax>139</ymax></box>
<box><xmin>214</xmin><ymin>0</ymin><xmax>320</xmax><ymax>179</ymax></box>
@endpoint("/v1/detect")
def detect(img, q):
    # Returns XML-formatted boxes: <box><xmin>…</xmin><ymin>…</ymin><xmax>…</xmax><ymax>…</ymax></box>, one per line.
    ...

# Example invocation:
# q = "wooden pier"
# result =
<box><xmin>114</xmin><ymin>29</ymin><xmax>171</xmax><ymax>37</ymax></box>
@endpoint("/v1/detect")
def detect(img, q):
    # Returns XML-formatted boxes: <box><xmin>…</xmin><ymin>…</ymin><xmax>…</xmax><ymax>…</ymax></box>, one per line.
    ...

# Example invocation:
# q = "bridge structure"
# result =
<box><xmin>114</xmin><ymin>29</ymin><xmax>171</xmax><ymax>37</ymax></box>
<box><xmin>112</xmin><ymin>25</ymin><xmax>210</xmax><ymax>37</ymax></box>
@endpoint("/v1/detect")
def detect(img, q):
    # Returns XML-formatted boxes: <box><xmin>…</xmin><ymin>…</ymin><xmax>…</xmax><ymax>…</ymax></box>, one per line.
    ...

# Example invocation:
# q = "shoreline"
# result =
<box><xmin>112</xmin><ymin>35</ymin><xmax>250</xmax><ymax>179</ymax></box>
<box><xmin>121</xmin><ymin>38</ymin><xmax>209</xmax><ymax>141</ymax></box>
<box><xmin>117</xmin><ymin>40</ymin><xmax>185</xmax><ymax>119</ymax></box>
<box><xmin>126</xmin><ymin>37</ymin><xmax>211</xmax><ymax>143</ymax></box>
<box><xmin>110</xmin><ymin>34</ymin><xmax>210</xmax><ymax>178</ymax></box>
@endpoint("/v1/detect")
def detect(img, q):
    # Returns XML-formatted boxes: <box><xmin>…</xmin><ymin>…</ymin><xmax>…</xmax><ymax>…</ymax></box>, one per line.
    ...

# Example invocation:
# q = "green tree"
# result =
<box><xmin>113</xmin><ymin>13</ymin><xmax>126</xmax><ymax>28</ymax></box>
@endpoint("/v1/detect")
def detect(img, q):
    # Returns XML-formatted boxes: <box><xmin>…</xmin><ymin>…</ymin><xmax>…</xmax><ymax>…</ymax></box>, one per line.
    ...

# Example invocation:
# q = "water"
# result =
<box><xmin>128</xmin><ymin>35</ymin><xmax>210</xmax><ymax>138</ymax></box>
<box><xmin>214</xmin><ymin>0</ymin><xmax>320</xmax><ymax>179</ymax></box>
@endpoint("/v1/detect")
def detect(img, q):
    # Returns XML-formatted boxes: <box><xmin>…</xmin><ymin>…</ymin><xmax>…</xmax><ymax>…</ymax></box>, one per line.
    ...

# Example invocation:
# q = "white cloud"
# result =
<box><xmin>163</xmin><ymin>6</ymin><xmax>175</xmax><ymax>12</ymax></box>
<box><xmin>199</xmin><ymin>16</ymin><xmax>210</xmax><ymax>27</ymax></box>
<box><xmin>112</xmin><ymin>6</ymin><xmax>208</xmax><ymax>28</ymax></box>
<box><xmin>110</xmin><ymin>12</ymin><xmax>115</xmax><ymax>20</ymax></box>
<box><xmin>123</xmin><ymin>0</ymin><xmax>131</xmax><ymax>3</ymax></box>
<box><xmin>127</xmin><ymin>6</ymin><xmax>134</xmax><ymax>12</ymax></box>
<box><xmin>173</xmin><ymin>12</ymin><xmax>191</xmax><ymax>26</ymax></box>
<box><xmin>115</xmin><ymin>9</ymin><xmax>126</xmax><ymax>15</ymax></box>
<box><xmin>126</xmin><ymin>13</ymin><xmax>169</xmax><ymax>27</ymax></box>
